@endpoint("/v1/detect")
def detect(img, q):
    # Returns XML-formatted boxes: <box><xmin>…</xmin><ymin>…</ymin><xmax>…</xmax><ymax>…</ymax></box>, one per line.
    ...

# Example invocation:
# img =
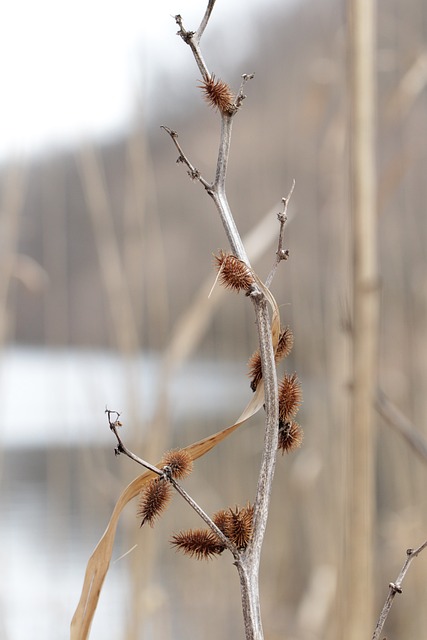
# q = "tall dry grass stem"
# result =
<box><xmin>345</xmin><ymin>0</ymin><xmax>379</xmax><ymax>637</ymax></box>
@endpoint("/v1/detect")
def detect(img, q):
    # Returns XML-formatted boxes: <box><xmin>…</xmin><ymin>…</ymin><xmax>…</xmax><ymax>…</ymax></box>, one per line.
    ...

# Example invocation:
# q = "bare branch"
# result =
<box><xmin>196</xmin><ymin>0</ymin><xmax>216</xmax><ymax>41</ymax></box>
<box><xmin>234</xmin><ymin>73</ymin><xmax>255</xmax><ymax>110</ymax></box>
<box><xmin>106</xmin><ymin>409</ymin><xmax>164</xmax><ymax>476</ymax></box>
<box><xmin>160</xmin><ymin>126</ymin><xmax>211</xmax><ymax>189</ymax></box>
<box><xmin>372</xmin><ymin>540</ymin><xmax>427</xmax><ymax>640</ymax></box>
<box><xmin>165</xmin><ymin>471</ymin><xmax>239</xmax><ymax>558</ymax></box>
<box><xmin>265</xmin><ymin>180</ymin><xmax>294</xmax><ymax>288</ymax></box>
<box><xmin>174</xmin><ymin>13</ymin><xmax>210</xmax><ymax>81</ymax></box>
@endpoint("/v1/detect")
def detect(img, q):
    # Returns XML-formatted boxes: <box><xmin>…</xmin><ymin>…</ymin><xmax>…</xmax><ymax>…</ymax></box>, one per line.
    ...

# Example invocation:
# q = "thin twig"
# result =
<box><xmin>372</xmin><ymin>540</ymin><xmax>427</xmax><ymax>640</ymax></box>
<box><xmin>265</xmin><ymin>180</ymin><xmax>294</xmax><ymax>288</ymax></box>
<box><xmin>234</xmin><ymin>73</ymin><xmax>255</xmax><ymax>110</ymax></box>
<box><xmin>106</xmin><ymin>409</ymin><xmax>239</xmax><ymax>558</ymax></box>
<box><xmin>196</xmin><ymin>0</ymin><xmax>216</xmax><ymax>41</ymax></box>
<box><xmin>165</xmin><ymin>470</ymin><xmax>239</xmax><ymax>558</ymax></box>
<box><xmin>106</xmin><ymin>409</ymin><xmax>164</xmax><ymax>476</ymax></box>
<box><xmin>174</xmin><ymin>14</ymin><xmax>210</xmax><ymax>81</ymax></box>
<box><xmin>160</xmin><ymin>126</ymin><xmax>211</xmax><ymax>189</ymax></box>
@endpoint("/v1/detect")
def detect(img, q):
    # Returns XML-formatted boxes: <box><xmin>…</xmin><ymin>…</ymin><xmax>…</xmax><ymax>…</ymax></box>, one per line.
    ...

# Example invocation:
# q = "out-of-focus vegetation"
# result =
<box><xmin>1</xmin><ymin>0</ymin><xmax>427</xmax><ymax>638</ymax></box>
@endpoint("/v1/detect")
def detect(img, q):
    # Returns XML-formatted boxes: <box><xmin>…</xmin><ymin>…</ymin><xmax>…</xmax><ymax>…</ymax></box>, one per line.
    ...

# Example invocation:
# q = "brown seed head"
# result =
<box><xmin>278</xmin><ymin>420</ymin><xmax>304</xmax><ymax>454</ymax></box>
<box><xmin>214</xmin><ymin>250</ymin><xmax>254</xmax><ymax>293</ymax></box>
<box><xmin>227</xmin><ymin>504</ymin><xmax>254</xmax><ymax>549</ymax></box>
<box><xmin>137</xmin><ymin>478</ymin><xmax>172</xmax><ymax>527</ymax></box>
<box><xmin>278</xmin><ymin>372</ymin><xmax>302</xmax><ymax>422</ymax></box>
<box><xmin>160</xmin><ymin>448</ymin><xmax>193</xmax><ymax>480</ymax></box>
<box><xmin>212</xmin><ymin>509</ymin><xmax>232</xmax><ymax>537</ymax></box>
<box><xmin>247</xmin><ymin>327</ymin><xmax>294</xmax><ymax>391</ymax></box>
<box><xmin>247</xmin><ymin>350</ymin><xmax>263</xmax><ymax>392</ymax></box>
<box><xmin>171</xmin><ymin>529</ymin><xmax>225</xmax><ymax>560</ymax></box>
<box><xmin>199</xmin><ymin>75</ymin><xmax>234</xmax><ymax>114</ymax></box>
<box><xmin>276</xmin><ymin>327</ymin><xmax>294</xmax><ymax>361</ymax></box>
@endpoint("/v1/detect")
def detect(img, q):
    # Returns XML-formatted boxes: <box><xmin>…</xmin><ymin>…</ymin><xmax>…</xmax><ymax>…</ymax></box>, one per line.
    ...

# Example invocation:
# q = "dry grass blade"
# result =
<box><xmin>70</xmin><ymin>470</ymin><xmax>156</xmax><ymax>639</ymax></box>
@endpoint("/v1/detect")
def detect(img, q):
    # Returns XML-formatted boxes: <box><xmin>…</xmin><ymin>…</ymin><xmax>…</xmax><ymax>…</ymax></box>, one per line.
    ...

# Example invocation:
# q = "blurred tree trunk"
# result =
<box><xmin>345</xmin><ymin>0</ymin><xmax>379</xmax><ymax>638</ymax></box>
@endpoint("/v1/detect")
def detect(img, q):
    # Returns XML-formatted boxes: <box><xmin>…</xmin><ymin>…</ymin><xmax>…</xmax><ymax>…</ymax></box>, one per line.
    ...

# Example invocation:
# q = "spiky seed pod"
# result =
<box><xmin>212</xmin><ymin>509</ymin><xmax>233</xmax><ymax>537</ymax></box>
<box><xmin>278</xmin><ymin>420</ymin><xmax>304</xmax><ymax>454</ymax></box>
<box><xmin>214</xmin><ymin>250</ymin><xmax>255</xmax><ymax>293</ymax></box>
<box><xmin>137</xmin><ymin>478</ymin><xmax>172</xmax><ymax>527</ymax></box>
<box><xmin>160</xmin><ymin>448</ymin><xmax>193</xmax><ymax>480</ymax></box>
<box><xmin>275</xmin><ymin>326</ymin><xmax>294</xmax><ymax>361</ymax></box>
<box><xmin>278</xmin><ymin>372</ymin><xmax>303</xmax><ymax>422</ymax></box>
<box><xmin>171</xmin><ymin>529</ymin><xmax>225</xmax><ymax>560</ymax></box>
<box><xmin>247</xmin><ymin>326</ymin><xmax>294</xmax><ymax>391</ymax></box>
<box><xmin>199</xmin><ymin>75</ymin><xmax>234</xmax><ymax>114</ymax></box>
<box><xmin>227</xmin><ymin>504</ymin><xmax>254</xmax><ymax>549</ymax></box>
<box><xmin>247</xmin><ymin>350</ymin><xmax>263</xmax><ymax>392</ymax></box>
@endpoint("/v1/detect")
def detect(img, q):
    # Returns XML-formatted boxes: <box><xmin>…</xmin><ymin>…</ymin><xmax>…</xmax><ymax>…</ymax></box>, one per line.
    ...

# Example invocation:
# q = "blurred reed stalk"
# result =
<box><xmin>0</xmin><ymin>164</ymin><xmax>27</xmax><ymax>345</ymax></box>
<box><xmin>345</xmin><ymin>0</ymin><xmax>379</xmax><ymax>637</ymax></box>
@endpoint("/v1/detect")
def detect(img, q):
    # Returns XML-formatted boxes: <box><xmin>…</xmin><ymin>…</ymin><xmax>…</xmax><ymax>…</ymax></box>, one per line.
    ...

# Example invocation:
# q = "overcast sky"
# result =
<box><xmin>0</xmin><ymin>0</ymin><xmax>294</xmax><ymax>160</ymax></box>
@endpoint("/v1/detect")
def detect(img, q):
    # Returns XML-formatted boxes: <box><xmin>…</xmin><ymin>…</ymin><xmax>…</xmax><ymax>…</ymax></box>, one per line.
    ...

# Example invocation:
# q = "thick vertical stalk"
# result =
<box><xmin>238</xmin><ymin>296</ymin><xmax>279</xmax><ymax>640</ymax></box>
<box><xmin>346</xmin><ymin>0</ymin><xmax>378</xmax><ymax>638</ymax></box>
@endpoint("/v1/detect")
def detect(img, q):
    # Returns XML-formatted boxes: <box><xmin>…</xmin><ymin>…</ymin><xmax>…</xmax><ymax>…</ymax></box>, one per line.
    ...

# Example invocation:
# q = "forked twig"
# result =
<box><xmin>196</xmin><ymin>0</ymin><xmax>216</xmax><ymax>41</ymax></box>
<box><xmin>265</xmin><ymin>180</ymin><xmax>294</xmax><ymax>288</ymax></box>
<box><xmin>372</xmin><ymin>540</ymin><xmax>427</xmax><ymax>639</ymax></box>
<box><xmin>106</xmin><ymin>409</ymin><xmax>238</xmax><ymax>557</ymax></box>
<box><xmin>106</xmin><ymin>409</ymin><xmax>163</xmax><ymax>476</ymax></box>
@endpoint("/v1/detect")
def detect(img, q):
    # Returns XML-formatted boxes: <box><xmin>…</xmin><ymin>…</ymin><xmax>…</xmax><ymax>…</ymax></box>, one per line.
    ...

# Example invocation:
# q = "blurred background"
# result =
<box><xmin>1</xmin><ymin>0</ymin><xmax>427</xmax><ymax>638</ymax></box>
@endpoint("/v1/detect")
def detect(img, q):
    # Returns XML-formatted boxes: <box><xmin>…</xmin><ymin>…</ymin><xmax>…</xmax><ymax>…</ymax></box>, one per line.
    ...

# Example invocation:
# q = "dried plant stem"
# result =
<box><xmin>345</xmin><ymin>0</ymin><xmax>378</xmax><ymax>637</ymax></box>
<box><xmin>163</xmin><ymin>6</ymin><xmax>281</xmax><ymax>638</ymax></box>
<box><xmin>372</xmin><ymin>540</ymin><xmax>427</xmax><ymax>640</ymax></box>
